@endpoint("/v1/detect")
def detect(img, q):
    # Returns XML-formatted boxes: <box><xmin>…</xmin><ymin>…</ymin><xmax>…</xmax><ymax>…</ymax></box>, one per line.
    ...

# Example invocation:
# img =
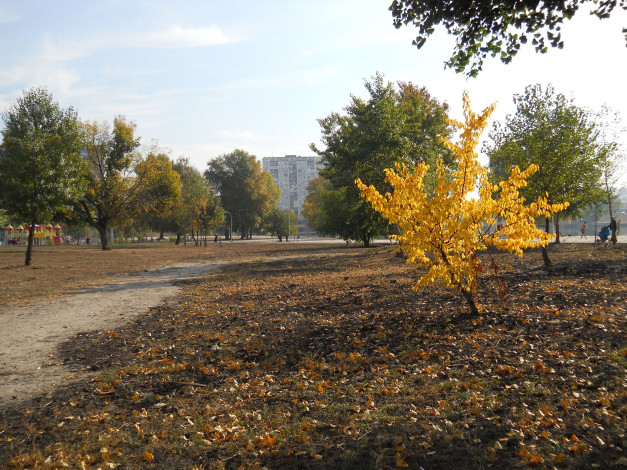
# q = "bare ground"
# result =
<box><xmin>0</xmin><ymin>260</ymin><xmax>224</xmax><ymax>405</ymax></box>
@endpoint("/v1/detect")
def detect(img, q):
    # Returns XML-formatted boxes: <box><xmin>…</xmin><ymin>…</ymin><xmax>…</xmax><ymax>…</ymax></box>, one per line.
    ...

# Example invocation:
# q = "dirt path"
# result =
<box><xmin>0</xmin><ymin>261</ymin><xmax>225</xmax><ymax>406</ymax></box>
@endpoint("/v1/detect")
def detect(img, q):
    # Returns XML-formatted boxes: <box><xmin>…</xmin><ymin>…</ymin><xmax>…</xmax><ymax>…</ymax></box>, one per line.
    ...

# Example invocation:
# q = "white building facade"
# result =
<box><xmin>262</xmin><ymin>155</ymin><xmax>322</xmax><ymax>218</ymax></box>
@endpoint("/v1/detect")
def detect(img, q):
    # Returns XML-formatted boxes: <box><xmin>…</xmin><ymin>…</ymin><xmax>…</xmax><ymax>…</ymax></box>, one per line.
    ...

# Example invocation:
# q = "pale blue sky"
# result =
<box><xmin>1</xmin><ymin>1</ymin><xmax>626</xmax><ymax>175</ymax></box>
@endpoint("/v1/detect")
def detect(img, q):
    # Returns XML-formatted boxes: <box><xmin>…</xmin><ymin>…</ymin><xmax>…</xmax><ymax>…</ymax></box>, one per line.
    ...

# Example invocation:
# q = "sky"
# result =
<box><xmin>1</xmin><ymin>1</ymin><xmax>626</xmax><ymax>178</ymax></box>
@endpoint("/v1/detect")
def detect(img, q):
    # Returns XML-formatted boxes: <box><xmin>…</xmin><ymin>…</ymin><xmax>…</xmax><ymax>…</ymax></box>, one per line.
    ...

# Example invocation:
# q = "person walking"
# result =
<box><xmin>581</xmin><ymin>221</ymin><xmax>587</xmax><ymax>239</ymax></box>
<box><xmin>609</xmin><ymin>216</ymin><xmax>618</xmax><ymax>245</ymax></box>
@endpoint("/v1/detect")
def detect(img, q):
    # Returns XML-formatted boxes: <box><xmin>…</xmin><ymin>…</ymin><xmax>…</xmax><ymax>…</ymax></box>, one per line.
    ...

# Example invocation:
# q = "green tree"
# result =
<box><xmin>303</xmin><ymin>176</ymin><xmax>332</xmax><ymax>234</ymax></box>
<box><xmin>0</xmin><ymin>87</ymin><xmax>85</xmax><ymax>265</ymax></box>
<box><xmin>189</xmin><ymin>176</ymin><xmax>223</xmax><ymax>246</ymax></box>
<box><xmin>390</xmin><ymin>0</ymin><xmax>627</xmax><ymax>76</ymax></box>
<box><xmin>205</xmin><ymin>149</ymin><xmax>279</xmax><ymax>239</ymax></box>
<box><xmin>172</xmin><ymin>157</ymin><xmax>203</xmax><ymax>244</ymax></box>
<box><xmin>72</xmin><ymin>117</ymin><xmax>141</xmax><ymax>250</ymax></box>
<box><xmin>311</xmin><ymin>74</ymin><xmax>452</xmax><ymax>246</ymax></box>
<box><xmin>263</xmin><ymin>208</ymin><xmax>298</xmax><ymax>242</ymax></box>
<box><xmin>134</xmin><ymin>151</ymin><xmax>182</xmax><ymax>239</ymax></box>
<box><xmin>486</xmin><ymin>84</ymin><xmax>604</xmax><ymax>260</ymax></box>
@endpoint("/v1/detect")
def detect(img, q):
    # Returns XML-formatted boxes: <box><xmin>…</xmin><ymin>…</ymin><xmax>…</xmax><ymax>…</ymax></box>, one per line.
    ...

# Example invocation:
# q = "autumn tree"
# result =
<box><xmin>0</xmin><ymin>87</ymin><xmax>85</xmax><ymax>265</ymax></box>
<box><xmin>70</xmin><ymin>117</ymin><xmax>141</xmax><ymax>249</ymax></box>
<box><xmin>171</xmin><ymin>157</ymin><xmax>205</xmax><ymax>244</ymax></box>
<box><xmin>312</xmin><ymin>74</ymin><xmax>453</xmax><ymax>246</ymax></box>
<box><xmin>205</xmin><ymin>149</ymin><xmax>279</xmax><ymax>239</ymax></box>
<box><xmin>134</xmin><ymin>151</ymin><xmax>182</xmax><ymax>239</ymax></box>
<box><xmin>190</xmin><ymin>177</ymin><xmax>223</xmax><ymax>246</ymax></box>
<box><xmin>357</xmin><ymin>93</ymin><xmax>568</xmax><ymax>315</ymax></box>
<box><xmin>390</xmin><ymin>0</ymin><xmax>627</xmax><ymax>76</ymax></box>
<box><xmin>485</xmin><ymin>84</ymin><xmax>604</xmax><ymax>254</ymax></box>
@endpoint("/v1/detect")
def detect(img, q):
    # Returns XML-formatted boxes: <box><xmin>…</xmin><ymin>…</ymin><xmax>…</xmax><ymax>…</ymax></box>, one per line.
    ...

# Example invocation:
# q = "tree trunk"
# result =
<box><xmin>24</xmin><ymin>220</ymin><xmax>36</xmax><ymax>266</ymax></box>
<box><xmin>362</xmin><ymin>234</ymin><xmax>370</xmax><ymax>247</ymax></box>
<box><xmin>554</xmin><ymin>217</ymin><xmax>561</xmax><ymax>244</ymax></box>
<box><xmin>605</xmin><ymin>171</ymin><xmax>613</xmax><ymax>218</ymax></box>
<box><xmin>542</xmin><ymin>216</ymin><xmax>552</xmax><ymax>266</ymax></box>
<box><xmin>461</xmin><ymin>287</ymin><xmax>479</xmax><ymax>315</ymax></box>
<box><xmin>175</xmin><ymin>232</ymin><xmax>181</xmax><ymax>245</ymax></box>
<box><xmin>96</xmin><ymin>225</ymin><xmax>111</xmax><ymax>250</ymax></box>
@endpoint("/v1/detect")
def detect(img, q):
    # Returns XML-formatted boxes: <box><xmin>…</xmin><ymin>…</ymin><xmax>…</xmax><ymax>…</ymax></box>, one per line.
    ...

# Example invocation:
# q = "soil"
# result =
<box><xmin>0</xmin><ymin>260</ymin><xmax>225</xmax><ymax>405</ymax></box>
<box><xmin>0</xmin><ymin>241</ymin><xmax>624</xmax><ymax>469</ymax></box>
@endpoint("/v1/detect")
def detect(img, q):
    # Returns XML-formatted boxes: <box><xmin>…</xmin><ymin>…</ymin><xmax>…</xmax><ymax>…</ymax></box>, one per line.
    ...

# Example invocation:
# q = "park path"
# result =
<box><xmin>0</xmin><ymin>261</ymin><xmax>224</xmax><ymax>406</ymax></box>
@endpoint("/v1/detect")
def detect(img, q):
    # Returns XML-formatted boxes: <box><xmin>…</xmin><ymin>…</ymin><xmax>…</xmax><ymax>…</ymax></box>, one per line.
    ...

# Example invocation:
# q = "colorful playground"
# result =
<box><xmin>3</xmin><ymin>223</ymin><xmax>66</xmax><ymax>245</ymax></box>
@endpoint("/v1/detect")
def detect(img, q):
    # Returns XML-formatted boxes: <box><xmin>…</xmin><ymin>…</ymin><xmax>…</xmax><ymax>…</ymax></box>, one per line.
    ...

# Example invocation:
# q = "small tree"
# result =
<box><xmin>356</xmin><ymin>93</ymin><xmax>568</xmax><ymax>315</ymax></box>
<box><xmin>263</xmin><ymin>208</ymin><xmax>298</xmax><ymax>241</ymax></box>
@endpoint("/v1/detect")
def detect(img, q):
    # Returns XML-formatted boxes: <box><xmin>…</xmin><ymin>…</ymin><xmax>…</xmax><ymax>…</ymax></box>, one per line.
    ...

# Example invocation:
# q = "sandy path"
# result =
<box><xmin>0</xmin><ymin>261</ymin><xmax>224</xmax><ymax>406</ymax></box>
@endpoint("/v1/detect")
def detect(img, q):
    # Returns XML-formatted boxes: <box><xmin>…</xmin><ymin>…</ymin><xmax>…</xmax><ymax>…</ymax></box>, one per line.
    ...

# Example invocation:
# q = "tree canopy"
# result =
<box><xmin>205</xmin><ymin>149</ymin><xmax>279</xmax><ymax>239</ymax></box>
<box><xmin>0</xmin><ymin>87</ymin><xmax>85</xmax><ymax>265</ymax></box>
<box><xmin>390</xmin><ymin>0</ymin><xmax>627</xmax><ymax>76</ymax></box>
<box><xmin>312</xmin><ymin>74</ymin><xmax>453</xmax><ymax>245</ymax></box>
<box><xmin>485</xmin><ymin>84</ymin><xmax>605</xmax><ymax>244</ymax></box>
<box><xmin>134</xmin><ymin>151</ymin><xmax>182</xmax><ymax>238</ymax></box>
<box><xmin>71</xmin><ymin>117</ymin><xmax>142</xmax><ymax>250</ymax></box>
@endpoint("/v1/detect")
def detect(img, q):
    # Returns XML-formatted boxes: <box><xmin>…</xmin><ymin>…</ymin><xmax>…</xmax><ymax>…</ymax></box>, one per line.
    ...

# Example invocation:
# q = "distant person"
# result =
<box><xmin>580</xmin><ymin>221</ymin><xmax>587</xmax><ymax>239</ymax></box>
<box><xmin>609</xmin><ymin>216</ymin><xmax>617</xmax><ymax>244</ymax></box>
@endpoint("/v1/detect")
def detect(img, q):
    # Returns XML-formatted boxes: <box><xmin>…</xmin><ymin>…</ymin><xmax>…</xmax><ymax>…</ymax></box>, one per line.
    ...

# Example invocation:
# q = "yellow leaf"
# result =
<box><xmin>143</xmin><ymin>451</ymin><xmax>154</xmax><ymax>462</ymax></box>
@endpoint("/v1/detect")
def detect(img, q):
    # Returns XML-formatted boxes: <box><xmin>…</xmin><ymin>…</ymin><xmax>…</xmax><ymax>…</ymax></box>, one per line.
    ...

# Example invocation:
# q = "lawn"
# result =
<box><xmin>1</xmin><ymin>242</ymin><xmax>626</xmax><ymax>469</ymax></box>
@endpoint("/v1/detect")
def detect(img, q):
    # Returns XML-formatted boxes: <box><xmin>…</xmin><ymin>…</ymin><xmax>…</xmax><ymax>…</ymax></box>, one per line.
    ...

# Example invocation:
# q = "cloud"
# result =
<box><xmin>41</xmin><ymin>25</ymin><xmax>237</xmax><ymax>62</ymax></box>
<box><xmin>139</xmin><ymin>25</ymin><xmax>234</xmax><ymax>49</ymax></box>
<box><xmin>0</xmin><ymin>7</ymin><xmax>20</xmax><ymax>23</ymax></box>
<box><xmin>216</xmin><ymin>130</ymin><xmax>257</xmax><ymax>141</ymax></box>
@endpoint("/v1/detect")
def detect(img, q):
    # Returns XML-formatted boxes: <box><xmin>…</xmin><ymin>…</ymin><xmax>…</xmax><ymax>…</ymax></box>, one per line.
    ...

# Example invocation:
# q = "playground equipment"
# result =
<box><xmin>4</xmin><ymin>223</ymin><xmax>66</xmax><ymax>245</ymax></box>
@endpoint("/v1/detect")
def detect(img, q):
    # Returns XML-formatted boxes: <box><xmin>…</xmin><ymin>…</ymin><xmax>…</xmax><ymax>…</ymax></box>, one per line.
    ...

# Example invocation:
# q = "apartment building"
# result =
<box><xmin>262</xmin><ymin>155</ymin><xmax>322</xmax><ymax>218</ymax></box>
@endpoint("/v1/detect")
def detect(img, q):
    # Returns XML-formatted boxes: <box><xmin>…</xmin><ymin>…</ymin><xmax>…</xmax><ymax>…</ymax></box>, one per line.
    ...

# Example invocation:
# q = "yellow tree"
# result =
<box><xmin>356</xmin><ymin>93</ymin><xmax>568</xmax><ymax>315</ymax></box>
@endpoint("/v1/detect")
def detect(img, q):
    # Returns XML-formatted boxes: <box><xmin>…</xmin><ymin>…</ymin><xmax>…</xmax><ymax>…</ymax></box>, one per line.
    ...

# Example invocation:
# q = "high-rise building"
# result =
<box><xmin>262</xmin><ymin>155</ymin><xmax>322</xmax><ymax>218</ymax></box>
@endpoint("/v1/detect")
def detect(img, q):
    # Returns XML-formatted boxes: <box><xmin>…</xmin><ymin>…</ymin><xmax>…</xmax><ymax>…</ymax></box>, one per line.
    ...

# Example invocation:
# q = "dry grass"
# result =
<box><xmin>0</xmin><ymin>242</ymin><xmax>626</xmax><ymax>469</ymax></box>
<box><xmin>0</xmin><ymin>240</ymin><xmax>325</xmax><ymax>306</ymax></box>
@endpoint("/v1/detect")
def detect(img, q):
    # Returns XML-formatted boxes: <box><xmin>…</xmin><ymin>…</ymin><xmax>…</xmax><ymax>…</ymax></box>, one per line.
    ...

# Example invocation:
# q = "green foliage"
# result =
<box><xmin>486</xmin><ymin>84</ymin><xmax>605</xmax><ymax>242</ymax></box>
<box><xmin>71</xmin><ymin>117</ymin><xmax>141</xmax><ymax>250</ymax></box>
<box><xmin>263</xmin><ymin>208</ymin><xmax>297</xmax><ymax>241</ymax></box>
<box><xmin>312</xmin><ymin>74</ymin><xmax>452</xmax><ymax>245</ymax></box>
<box><xmin>173</xmin><ymin>158</ymin><xmax>223</xmax><ymax>244</ymax></box>
<box><xmin>205</xmin><ymin>149</ymin><xmax>279</xmax><ymax>239</ymax></box>
<box><xmin>0</xmin><ymin>87</ymin><xmax>85</xmax><ymax>264</ymax></box>
<box><xmin>390</xmin><ymin>0</ymin><xmax>627</xmax><ymax>76</ymax></box>
<box><xmin>303</xmin><ymin>176</ymin><xmax>332</xmax><ymax>234</ymax></box>
<box><xmin>134</xmin><ymin>151</ymin><xmax>182</xmax><ymax>236</ymax></box>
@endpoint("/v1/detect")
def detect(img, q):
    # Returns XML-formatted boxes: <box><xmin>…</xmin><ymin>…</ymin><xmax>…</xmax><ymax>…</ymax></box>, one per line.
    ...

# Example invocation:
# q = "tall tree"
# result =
<box><xmin>312</xmin><ymin>74</ymin><xmax>452</xmax><ymax>246</ymax></box>
<box><xmin>486</xmin><ymin>84</ymin><xmax>604</xmax><ymax>252</ymax></box>
<box><xmin>390</xmin><ymin>0</ymin><xmax>627</xmax><ymax>76</ymax></box>
<box><xmin>205</xmin><ymin>149</ymin><xmax>279</xmax><ymax>239</ymax></box>
<box><xmin>0</xmin><ymin>87</ymin><xmax>85</xmax><ymax>265</ymax></box>
<box><xmin>72</xmin><ymin>117</ymin><xmax>141</xmax><ymax>250</ymax></box>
